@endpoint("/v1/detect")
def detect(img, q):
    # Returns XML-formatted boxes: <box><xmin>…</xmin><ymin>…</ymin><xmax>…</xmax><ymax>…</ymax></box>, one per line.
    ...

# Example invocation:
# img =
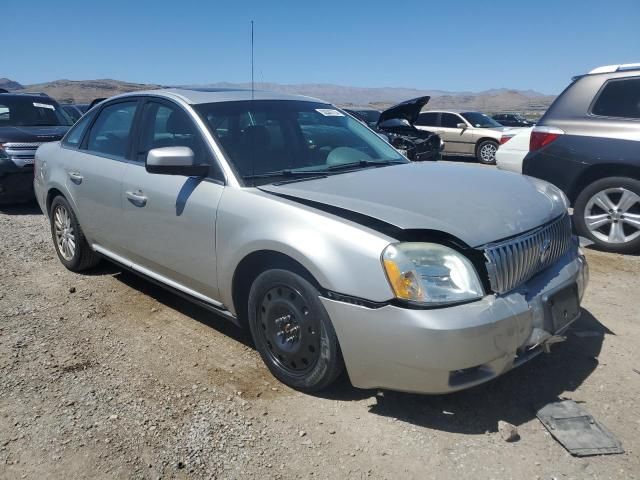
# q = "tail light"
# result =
<box><xmin>499</xmin><ymin>135</ymin><xmax>514</xmax><ymax>145</ymax></box>
<box><xmin>529</xmin><ymin>126</ymin><xmax>564</xmax><ymax>152</ymax></box>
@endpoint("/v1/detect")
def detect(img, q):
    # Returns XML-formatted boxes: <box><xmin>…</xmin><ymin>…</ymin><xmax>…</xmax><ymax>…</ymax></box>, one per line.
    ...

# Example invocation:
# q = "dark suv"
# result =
<box><xmin>0</xmin><ymin>92</ymin><xmax>72</xmax><ymax>203</ymax></box>
<box><xmin>492</xmin><ymin>113</ymin><xmax>534</xmax><ymax>127</ymax></box>
<box><xmin>523</xmin><ymin>64</ymin><xmax>640</xmax><ymax>253</ymax></box>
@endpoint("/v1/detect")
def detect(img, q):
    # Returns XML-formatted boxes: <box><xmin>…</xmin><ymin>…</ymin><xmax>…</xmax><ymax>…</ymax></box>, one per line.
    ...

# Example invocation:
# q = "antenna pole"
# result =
<box><xmin>251</xmin><ymin>20</ymin><xmax>254</xmax><ymax>99</ymax></box>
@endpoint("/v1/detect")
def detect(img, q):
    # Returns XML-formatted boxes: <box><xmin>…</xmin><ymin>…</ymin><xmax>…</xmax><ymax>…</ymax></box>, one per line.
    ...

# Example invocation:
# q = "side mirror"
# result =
<box><xmin>145</xmin><ymin>147</ymin><xmax>209</xmax><ymax>176</ymax></box>
<box><xmin>456</xmin><ymin>122</ymin><xmax>467</xmax><ymax>129</ymax></box>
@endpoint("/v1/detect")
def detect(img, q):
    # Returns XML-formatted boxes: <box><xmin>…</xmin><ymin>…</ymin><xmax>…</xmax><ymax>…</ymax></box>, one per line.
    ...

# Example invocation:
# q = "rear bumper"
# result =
<box><xmin>322</xmin><ymin>246</ymin><xmax>588</xmax><ymax>394</ymax></box>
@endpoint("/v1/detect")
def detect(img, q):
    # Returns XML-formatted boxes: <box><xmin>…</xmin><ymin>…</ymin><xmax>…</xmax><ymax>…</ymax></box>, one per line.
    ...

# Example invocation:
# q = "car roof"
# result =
<box><xmin>421</xmin><ymin>109</ymin><xmax>478</xmax><ymax>114</ymax></box>
<box><xmin>111</xmin><ymin>88</ymin><xmax>326</xmax><ymax>105</ymax></box>
<box><xmin>0</xmin><ymin>92</ymin><xmax>55</xmax><ymax>101</ymax></box>
<box><xmin>588</xmin><ymin>63</ymin><xmax>640</xmax><ymax>74</ymax></box>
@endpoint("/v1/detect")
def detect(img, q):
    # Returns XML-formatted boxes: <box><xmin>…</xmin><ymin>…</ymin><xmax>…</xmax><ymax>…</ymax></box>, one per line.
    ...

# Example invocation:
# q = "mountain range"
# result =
<box><xmin>1</xmin><ymin>78</ymin><xmax>555</xmax><ymax>114</ymax></box>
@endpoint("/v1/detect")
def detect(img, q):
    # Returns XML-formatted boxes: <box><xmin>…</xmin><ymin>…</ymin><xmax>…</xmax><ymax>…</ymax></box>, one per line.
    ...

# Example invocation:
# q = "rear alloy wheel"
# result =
<box><xmin>49</xmin><ymin>196</ymin><xmax>100</xmax><ymax>271</ymax></box>
<box><xmin>574</xmin><ymin>177</ymin><xmax>640</xmax><ymax>254</ymax></box>
<box><xmin>476</xmin><ymin>140</ymin><xmax>498</xmax><ymax>165</ymax></box>
<box><xmin>248</xmin><ymin>269</ymin><xmax>343</xmax><ymax>392</ymax></box>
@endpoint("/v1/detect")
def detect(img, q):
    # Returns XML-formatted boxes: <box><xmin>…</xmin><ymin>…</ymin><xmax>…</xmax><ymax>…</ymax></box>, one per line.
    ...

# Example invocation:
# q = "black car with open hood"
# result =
<box><xmin>375</xmin><ymin>96</ymin><xmax>442</xmax><ymax>161</ymax></box>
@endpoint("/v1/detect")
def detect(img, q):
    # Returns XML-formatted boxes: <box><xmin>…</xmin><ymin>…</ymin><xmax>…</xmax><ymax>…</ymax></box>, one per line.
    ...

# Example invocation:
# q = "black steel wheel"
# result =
<box><xmin>248</xmin><ymin>269</ymin><xmax>343</xmax><ymax>392</ymax></box>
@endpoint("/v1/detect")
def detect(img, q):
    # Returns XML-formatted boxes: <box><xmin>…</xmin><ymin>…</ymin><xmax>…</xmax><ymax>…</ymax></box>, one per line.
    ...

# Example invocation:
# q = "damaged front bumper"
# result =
<box><xmin>322</xmin><ymin>244</ymin><xmax>588</xmax><ymax>394</ymax></box>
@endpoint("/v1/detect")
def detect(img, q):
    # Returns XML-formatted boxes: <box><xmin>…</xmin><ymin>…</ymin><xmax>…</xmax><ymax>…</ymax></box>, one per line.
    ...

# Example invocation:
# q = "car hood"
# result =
<box><xmin>377</xmin><ymin>96</ymin><xmax>430</xmax><ymax>126</ymax></box>
<box><xmin>0</xmin><ymin>126</ymin><xmax>69</xmax><ymax>143</ymax></box>
<box><xmin>259</xmin><ymin>162</ymin><xmax>567</xmax><ymax>248</ymax></box>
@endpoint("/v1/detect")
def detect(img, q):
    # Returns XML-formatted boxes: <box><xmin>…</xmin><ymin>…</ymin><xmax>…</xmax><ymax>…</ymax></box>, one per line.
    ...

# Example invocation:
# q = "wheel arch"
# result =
<box><xmin>46</xmin><ymin>187</ymin><xmax>67</xmax><ymax>214</ymax></box>
<box><xmin>475</xmin><ymin>137</ymin><xmax>499</xmax><ymax>150</ymax></box>
<box><xmin>568</xmin><ymin>164</ymin><xmax>640</xmax><ymax>203</ymax></box>
<box><xmin>231</xmin><ymin>250</ymin><xmax>324</xmax><ymax>328</ymax></box>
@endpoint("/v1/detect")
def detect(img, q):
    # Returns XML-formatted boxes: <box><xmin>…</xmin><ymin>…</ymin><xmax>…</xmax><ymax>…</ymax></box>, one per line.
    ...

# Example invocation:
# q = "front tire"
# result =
<box><xmin>49</xmin><ymin>196</ymin><xmax>100</xmax><ymax>271</ymax></box>
<box><xmin>247</xmin><ymin>269</ymin><xmax>344</xmax><ymax>392</ymax></box>
<box><xmin>574</xmin><ymin>177</ymin><xmax>640</xmax><ymax>254</ymax></box>
<box><xmin>476</xmin><ymin>140</ymin><xmax>498</xmax><ymax>165</ymax></box>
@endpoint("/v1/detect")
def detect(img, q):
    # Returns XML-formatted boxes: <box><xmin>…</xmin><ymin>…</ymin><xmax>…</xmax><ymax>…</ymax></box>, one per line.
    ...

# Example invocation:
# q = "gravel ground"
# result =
<box><xmin>1</xmin><ymin>202</ymin><xmax>639</xmax><ymax>480</ymax></box>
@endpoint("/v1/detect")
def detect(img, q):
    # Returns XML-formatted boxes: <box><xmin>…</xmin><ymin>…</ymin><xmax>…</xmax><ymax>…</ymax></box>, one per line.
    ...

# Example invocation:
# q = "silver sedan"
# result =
<box><xmin>34</xmin><ymin>89</ymin><xmax>588</xmax><ymax>394</ymax></box>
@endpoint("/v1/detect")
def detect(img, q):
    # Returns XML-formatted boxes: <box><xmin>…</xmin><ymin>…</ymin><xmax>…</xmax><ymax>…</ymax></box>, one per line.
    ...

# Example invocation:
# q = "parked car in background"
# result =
<box><xmin>496</xmin><ymin>127</ymin><xmax>533</xmax><ymax>173</ymax></box>
<box><xmin>89</xmin><ymin>97</ymin><xmax>106</xmax><ymax>109</ymax></box>
<box><xmin>523</xmin><ymin>63</ymin><xmax>640</xmax><ymax>253</ymax></box>
<box><xmin>34</xmin><ymin>88</ymin><xmax>587</xmax><ymax>394</ymax></box>
<box><xmin>0</xmin><ymin>92</ymin><xmax>71</xmax><ymax>203</ymax></box>
<box><xmin>343</xmin><ymin>108</ymin><xmax>380</xmax><ymax>129</ymax></box>
<box><xmin>75</xmin><ymin>103</ymin><xmax>90</xmax><ymax>114</ymax></box>
<box><xmin>62</xmin><ymin>104</ymin><xmax>85</xmax><ymax>123</ymax></box>
<box><xmin>374</xmin><ymin>96</ymin><xmax>442</xmax><ymax>161</ymax></box>
<box><xmin>492</xmin><ymin>113</ymin><xmax>535</xmax><ymax>127</ymax></box>
<box><xmin>414</xmin><ymin>109</ymin><xmax>521</xmax><ymax>164</ymax></box>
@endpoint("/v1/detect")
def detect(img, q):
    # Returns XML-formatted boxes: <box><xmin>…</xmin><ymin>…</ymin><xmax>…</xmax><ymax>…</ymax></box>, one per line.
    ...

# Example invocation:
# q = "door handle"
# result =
<box><xmin>126</xmin><ymin>190</ymin><xmax>147</xmax><ymax>207</ymax></box>
<box><xmin>68</xmin><ymin>171</ymin><xmax>83</xmax><ymax>184</ymax></box>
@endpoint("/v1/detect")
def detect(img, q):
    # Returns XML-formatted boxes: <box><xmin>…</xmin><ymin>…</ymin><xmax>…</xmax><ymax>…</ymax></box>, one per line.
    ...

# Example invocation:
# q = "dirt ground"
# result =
<box><xmin>1</xmin><ymin>201</ymin><xmax>639</xmax><ymax>480</ymax></box>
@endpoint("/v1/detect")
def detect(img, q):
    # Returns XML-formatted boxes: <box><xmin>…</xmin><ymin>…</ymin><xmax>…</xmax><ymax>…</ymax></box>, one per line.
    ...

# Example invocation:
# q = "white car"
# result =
<box><xmin>496</xmin><ymin>127</ymin><xmax>533</xmax><ymax>173</ymax></box>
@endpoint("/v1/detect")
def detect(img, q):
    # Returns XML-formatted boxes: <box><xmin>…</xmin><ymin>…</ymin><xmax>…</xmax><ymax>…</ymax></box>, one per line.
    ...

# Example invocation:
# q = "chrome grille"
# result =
<box><xmin>484</xmin><ymin>214</ymin><xmax>573</xmax><ymax>294</ymax></box>
<box><xmin>2</xmin><ymin>142</ymin><xmax>45</xmax><ymax>150</ymax></box>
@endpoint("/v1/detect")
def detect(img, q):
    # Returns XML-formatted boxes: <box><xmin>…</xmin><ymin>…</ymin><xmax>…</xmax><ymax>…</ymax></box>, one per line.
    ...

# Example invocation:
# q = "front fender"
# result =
<box><xmin>216</xmin><ymin>188</ymin><xmax>396</xmax><ymax>314</ymax></box>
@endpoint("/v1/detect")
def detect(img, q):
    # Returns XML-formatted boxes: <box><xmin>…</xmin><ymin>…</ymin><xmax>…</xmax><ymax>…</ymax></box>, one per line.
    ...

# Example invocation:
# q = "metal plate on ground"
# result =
<box><xmin>537</xmin><ymin>400</ymin><xmax>624</xmax><ymax>456</ymax></box>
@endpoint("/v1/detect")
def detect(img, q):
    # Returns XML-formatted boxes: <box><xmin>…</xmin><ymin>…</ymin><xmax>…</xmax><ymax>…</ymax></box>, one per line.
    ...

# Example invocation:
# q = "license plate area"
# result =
<box><xmin>545</xmin><ymin>283</ymin><xmax>580</xmax><ymax>332</ymax></box>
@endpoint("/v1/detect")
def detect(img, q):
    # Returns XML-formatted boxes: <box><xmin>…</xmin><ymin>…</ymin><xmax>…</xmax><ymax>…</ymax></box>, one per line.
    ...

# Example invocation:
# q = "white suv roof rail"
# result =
<box><xmin>588</xmin><ymin>63</ymin><xmax>640</xmax><ymax>74</ymax></box>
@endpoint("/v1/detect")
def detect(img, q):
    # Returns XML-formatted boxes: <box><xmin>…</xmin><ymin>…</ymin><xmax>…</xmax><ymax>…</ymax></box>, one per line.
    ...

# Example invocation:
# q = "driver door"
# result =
<box><xmin>119</xmin><ymin>98</ymin><xmax>225</xmax><ymax>301</ymax></box>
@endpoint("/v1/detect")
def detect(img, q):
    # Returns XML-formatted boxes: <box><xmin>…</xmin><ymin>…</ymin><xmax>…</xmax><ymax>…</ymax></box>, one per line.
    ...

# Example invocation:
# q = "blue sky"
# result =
<box><xmin>4</xmin><ymin>0</ymin><xmax>639</xmax><ymax>94</ymax></box>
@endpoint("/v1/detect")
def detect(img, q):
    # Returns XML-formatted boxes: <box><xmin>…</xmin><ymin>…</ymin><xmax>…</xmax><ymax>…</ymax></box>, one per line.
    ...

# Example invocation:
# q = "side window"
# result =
<box><xmin>138</xmin><ymin>101</ymin><xmax>223</xmax><ymax>180</ymax></box>
<box><xmin>86</xmin><ymin>101</ymin><xmax>137</xmax><ymax>158</ymax></box>
<box><xmin>62</xmin><ymin>111</ymin><xmax>95</xmax><ymax>148</ymax></box>
<box><xmin>415</xmin><ymin>112</ymin><xmax>439</xmax><ymax>127</ymax></box>
<box><xmin>0</xmin><ymin>103</ymin><xmax>10</xmax><ymax>123</ymax></box>
<box><xmin>592</xmin><ymin>77</ymin><xmax>640</xmax><ymax>119</ymax></box>
<box><xmin>441</xmin><ymin>113</ymin><xmax>464</xmax><ymax>128</ymax></box>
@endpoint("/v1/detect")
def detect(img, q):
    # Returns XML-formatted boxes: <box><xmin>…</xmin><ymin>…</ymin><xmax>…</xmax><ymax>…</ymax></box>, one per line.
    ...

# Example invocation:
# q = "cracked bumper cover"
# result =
<box><xmin>322</xmin><ymin>245</ymin><xmax>588</xmax><ymax>394</ymax></box>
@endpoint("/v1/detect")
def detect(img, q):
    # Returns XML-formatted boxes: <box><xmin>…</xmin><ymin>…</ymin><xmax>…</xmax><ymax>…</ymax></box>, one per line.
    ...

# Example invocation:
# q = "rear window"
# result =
<box><xmin>591</xmin><ymin>77</ymin><xmax>640</xmax><ymax>119</ymax></box>
<box><xmin>0</xmin><ymin>96</ymin><xmax>71</xmax><ymax>127</ymax></box>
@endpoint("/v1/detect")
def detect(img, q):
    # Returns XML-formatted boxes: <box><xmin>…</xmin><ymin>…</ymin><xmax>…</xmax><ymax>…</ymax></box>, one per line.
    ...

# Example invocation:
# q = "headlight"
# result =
<box><xmin>382</xmin><ymin>242</ymin><xmax>484</xmax><ymax>306</ymax></box>
<box><xmin>0</xmin><ymin>144</ymin><xmax>9</xmax><ymax>160</ymax></box>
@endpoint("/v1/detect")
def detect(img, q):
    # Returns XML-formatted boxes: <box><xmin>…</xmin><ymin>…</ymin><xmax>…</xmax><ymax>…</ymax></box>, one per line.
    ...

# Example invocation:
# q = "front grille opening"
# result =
<box><xmin>448</xmin><ymin>365</ymin><xmax>494</xmax><ymax>388</ymax></box>
<box><xmin>484</xmin><ymin>214</ymin><xmax>573</xmax><ymax>294</ymax></box>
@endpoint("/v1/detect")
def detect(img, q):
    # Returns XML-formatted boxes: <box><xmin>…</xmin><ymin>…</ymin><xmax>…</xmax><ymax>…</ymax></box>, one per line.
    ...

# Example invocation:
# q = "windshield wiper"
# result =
<box><xmin>243</xmin><ymin>169</ymin><xmax>328</xmax><ymax>180</ymax></box>
<box><xmin>323</xmin><ymin>159</ymin><xmax>405</xmax><ymax>171</ymax></box>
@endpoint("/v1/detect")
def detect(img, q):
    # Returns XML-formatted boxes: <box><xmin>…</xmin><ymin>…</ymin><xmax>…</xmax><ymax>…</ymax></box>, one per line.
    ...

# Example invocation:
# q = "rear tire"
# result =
<box><xmin>49</xmin><ymin>196</ymin><xmax>101</xmax><ymax>271</ymax></box>
<box><xmin>476</xmin><ymin>140</ymin><xmax>498</xmax><ymax>165</ymax></box>
<box><xmin>573</xmin><ymin>177</ymin><xmax>640</xmax><ymax>254</ymax></box>
<box><xmin>247</xmin><ymin>269</ymin><xmax>344</xmax><ymax>392</ymax></box>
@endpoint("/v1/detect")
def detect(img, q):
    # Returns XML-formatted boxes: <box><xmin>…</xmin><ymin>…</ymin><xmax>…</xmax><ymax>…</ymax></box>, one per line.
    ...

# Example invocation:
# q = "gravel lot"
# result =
<box><xmin>1</xmin><ymin>199</ymin><xmax>639</xmax><ymax>480</ymax></box>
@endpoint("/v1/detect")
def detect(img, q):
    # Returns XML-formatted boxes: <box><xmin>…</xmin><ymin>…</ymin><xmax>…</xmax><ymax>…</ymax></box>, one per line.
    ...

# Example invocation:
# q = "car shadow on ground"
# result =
<box><xmin>106</xmin><ymin>267</ymin><xmax>254</xmax><ymax>350</ymax></box>
<box><xmin>93</xmin><ymin>261</ymin><xmax>608</xmax><ymax>434</ymax></box>
<box><xmin>0</xmin><ymin>201</ymin><xmax>42</xmax><ymax>215</ymax></box>
<box><xmin>359</xmin><ymin>309</ymin><xmax>609</xmax><ymax>434</ymax></box>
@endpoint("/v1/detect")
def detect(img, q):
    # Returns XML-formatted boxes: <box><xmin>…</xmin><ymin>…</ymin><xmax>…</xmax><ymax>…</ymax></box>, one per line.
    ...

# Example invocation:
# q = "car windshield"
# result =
<box><xmin>461</xmin><ymin>112</ymin><xmax>502</xmax><ymax>128</ymax></box>
<box><xmin>0</xmin><ymin>96</ymin><xmax>72</xmax><ymax>127</ymax></box>
<box><xmin>195</xmin><ymin>100</ymin><xmax>406</xmax><ymax>186</ymax></box>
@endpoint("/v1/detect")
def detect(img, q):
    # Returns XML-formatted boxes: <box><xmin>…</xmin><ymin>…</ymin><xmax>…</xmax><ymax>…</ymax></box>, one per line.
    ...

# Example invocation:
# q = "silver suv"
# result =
<box><xmin>34</xmin><ymin>89</ymin><xmax>588</xmax><ymax>394</ymax></box>
<box><xmin>414</xmin><ymin>110</ymin><xmax>519</xmax><ymax>164</ymax></box>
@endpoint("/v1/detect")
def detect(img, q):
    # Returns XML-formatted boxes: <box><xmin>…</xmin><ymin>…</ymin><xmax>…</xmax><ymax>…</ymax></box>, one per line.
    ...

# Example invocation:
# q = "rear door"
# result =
<box><xmin>63</xmin><ymin>99</ymin><xmax>140</xmax><ymax>251</ymax></box>
<box><xmin>119</xmin><ymin>98</ymin><xmax>225</xmax><ymax>301</ymax></box>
